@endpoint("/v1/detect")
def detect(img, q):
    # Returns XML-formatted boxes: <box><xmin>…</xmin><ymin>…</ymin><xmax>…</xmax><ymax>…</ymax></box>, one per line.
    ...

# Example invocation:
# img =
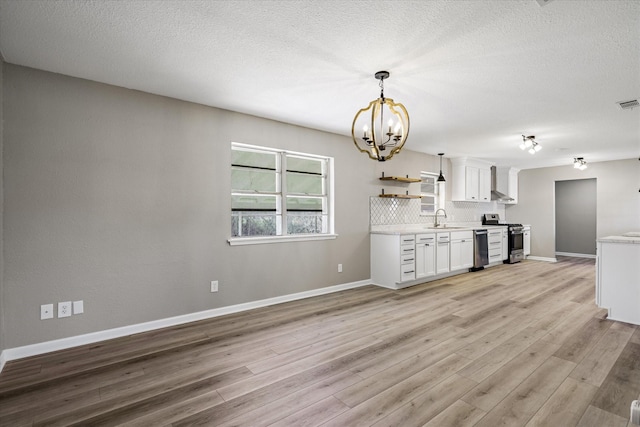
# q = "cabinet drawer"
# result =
<box><xmin>416</xmin><ymin>234</ymin><xmax>435</xmax><ymax>243</ymax></box>
<box><xmin>401</xmin><ymin>244</ymin><xmax>415</xmax><ymax>256</ymax></box>
<box><xmin>400</xmin><ymin>235</ymin><xmax>416</xmax><ymax>245</ymax></box>
<box><xmin>489</xmin><ymin>240</ymin><xmax>502</xmax><ymax>248</ymax></box>
<box><xmin>401</xmin><ymin>253</ymin><xmax>415</xmax><ymax>264</ymax></box>
<box><xmin>450</xmin><ymin>231</ymin><xmax>473</xmax><ymax>241</ymax></box>
<box><xmin>437</xmin><ymin>233</ymin><xmax>450</xmax><ymax>242</ymax></box>
<box><xmin>401</xmin><ymin>263</ymin><xmax>416</xmax><ymax>282</ymax></box>
<box><xmin>489</xmin><ymin>249</ymin><xmax>502</xmax><ymax>262</ymax></box>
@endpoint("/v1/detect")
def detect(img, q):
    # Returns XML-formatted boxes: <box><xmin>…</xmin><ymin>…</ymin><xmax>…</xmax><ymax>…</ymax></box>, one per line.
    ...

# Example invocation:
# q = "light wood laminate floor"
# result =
<box><xmin>2</xmin><ymin>257</ymin><xmax>639</xmax><ymax>426</ymax></box>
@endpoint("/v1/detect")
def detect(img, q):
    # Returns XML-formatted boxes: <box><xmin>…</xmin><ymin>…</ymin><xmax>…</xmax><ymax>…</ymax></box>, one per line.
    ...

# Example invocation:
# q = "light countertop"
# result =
<box><xmin>597</xmin><ymin>232</ymin><xmax>640</xmax><ymax>244</ymax></box>
<box><xmin>371</xmin><ymin>225</ymin><xmax>504</xmax><ymax>235</ymax></box>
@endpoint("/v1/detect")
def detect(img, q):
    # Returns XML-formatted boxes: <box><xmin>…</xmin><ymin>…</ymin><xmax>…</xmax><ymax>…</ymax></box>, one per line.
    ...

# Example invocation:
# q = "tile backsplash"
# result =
<box><xmin>369</xmin><ymin>197</ymin><xmax>505</xmax><ymax>228</ymax></box>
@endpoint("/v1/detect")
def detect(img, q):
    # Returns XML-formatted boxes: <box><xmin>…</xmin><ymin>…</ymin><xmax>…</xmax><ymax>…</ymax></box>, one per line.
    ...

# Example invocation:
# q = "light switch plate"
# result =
<box><xmin>73</xmin><ymin>300</ymin><xmax>84</xmax><ymax>314</ymax></box>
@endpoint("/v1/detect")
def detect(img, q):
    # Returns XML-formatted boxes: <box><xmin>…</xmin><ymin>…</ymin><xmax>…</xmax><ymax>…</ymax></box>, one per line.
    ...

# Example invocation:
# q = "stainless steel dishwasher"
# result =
<box><xmin>470</xmin><ymin>229</ymin><xmax>489</xmax><ymax>271</ymax></box>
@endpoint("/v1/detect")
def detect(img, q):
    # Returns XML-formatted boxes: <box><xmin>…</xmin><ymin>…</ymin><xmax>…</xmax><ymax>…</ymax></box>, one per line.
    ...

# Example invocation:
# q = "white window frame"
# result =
<box><xmin>228</xmin><ymin>142</ymin><xmax>336</xmax><ymax>246</ymax></box>
<box><xmin>420</xmin><ymin>171</ymin><xmax>444</xmax><ymax>215</ymax></box>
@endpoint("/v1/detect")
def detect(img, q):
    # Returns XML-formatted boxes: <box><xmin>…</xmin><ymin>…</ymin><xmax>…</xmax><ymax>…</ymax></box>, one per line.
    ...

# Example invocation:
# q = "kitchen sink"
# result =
<box><xmin>425</xmin><ymin>226</ymin><xmax>467</xmax><ymax>230</ymax></box>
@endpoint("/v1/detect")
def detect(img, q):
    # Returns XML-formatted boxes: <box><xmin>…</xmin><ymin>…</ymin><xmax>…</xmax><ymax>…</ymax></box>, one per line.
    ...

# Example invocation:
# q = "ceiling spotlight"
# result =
<box><xmin>520</xmin><ymin>135</ymin><xmax>541</xmax><ymax>154</ymax></box>
<box><xmin>573</xmin><ymin>157</ymin><xmax>587</xmax><ymax>170</ymax></box>
<box><xmin>351</xmin><ymin>71</ymin><xmax>410</xmax><ymax>162</ymax></box>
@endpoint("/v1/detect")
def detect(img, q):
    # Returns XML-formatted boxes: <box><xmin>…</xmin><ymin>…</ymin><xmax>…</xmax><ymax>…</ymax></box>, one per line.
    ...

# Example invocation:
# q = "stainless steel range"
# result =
<box><xmin>482</xmin><ymin>213</ymin><xmax>524</xmax><ymax>264</ymax></box>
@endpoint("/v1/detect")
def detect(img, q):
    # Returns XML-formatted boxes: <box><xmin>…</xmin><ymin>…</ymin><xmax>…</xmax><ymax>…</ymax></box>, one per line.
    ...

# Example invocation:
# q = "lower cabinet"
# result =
<box><xmin>415</xmin><ymin>233</ymin><xmax>436</xmax><ymax>278</ymax></box>
<box><xmin>371</xmin><ymin>233</ymin><xmax>416</xmax><ymax>288</ymax></box>
<box><xmin>450</xmin><ymin>231</ymin><xmax>474</xmax><ymax>271</ymax></box>
<box><xmin>488</xmin><ymin>229</ymin><xmax>503</xmax><ymax>264</ymax></box>
<box><xmin>524</xmin><ymin>226</ymin><xmax>531</xmax><ymax>256</ymax></box>
<box><xmin>436</xmin><ymin>233</ymin><xmax>450</xmax><ymax>274</ymax></box>
<box><xmin>502</xmin><ymin>228</ymin><xmax>509</xmax><ymax>261</ymax></box>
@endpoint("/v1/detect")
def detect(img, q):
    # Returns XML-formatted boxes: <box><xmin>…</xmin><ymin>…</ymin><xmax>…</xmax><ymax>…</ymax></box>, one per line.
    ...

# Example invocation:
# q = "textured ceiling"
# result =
<box><xmin>0</xmin><ymin>0</ymin><xmax>638</xmax><ymax>169</ymax></box>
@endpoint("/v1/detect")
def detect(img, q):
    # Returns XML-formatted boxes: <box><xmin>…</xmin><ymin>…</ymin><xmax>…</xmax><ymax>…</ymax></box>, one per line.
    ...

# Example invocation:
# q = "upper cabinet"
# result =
<box><xmin>496</xmin><ymin>167</ymin><xmax>519</xmax><ymax>204</ymax></box>
<box><xmin>451</xmin><ymin>158</ymin><xmax>492</xmax><ymax>202</ymax></box>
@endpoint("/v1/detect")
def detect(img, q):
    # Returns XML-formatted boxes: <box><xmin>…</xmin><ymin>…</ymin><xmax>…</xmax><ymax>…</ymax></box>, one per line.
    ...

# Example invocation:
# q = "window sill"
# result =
<box><xmin>228</xmin><ymin>234</ymin><xmax>338</xmax><ymax>246</ymax></box>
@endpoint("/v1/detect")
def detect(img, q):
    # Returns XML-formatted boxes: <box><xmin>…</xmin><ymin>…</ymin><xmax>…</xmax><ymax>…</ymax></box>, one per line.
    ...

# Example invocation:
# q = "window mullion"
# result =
<box><xmin>279</xmin><ymin>153</ymin><xmax>286</xmax><ymax>236</ymax></box>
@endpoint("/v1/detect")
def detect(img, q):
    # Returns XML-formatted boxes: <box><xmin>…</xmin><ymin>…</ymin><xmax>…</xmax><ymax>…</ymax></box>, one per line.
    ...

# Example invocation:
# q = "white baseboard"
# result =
<box><xmin>0</xmin><ymin>279</ymin><xmax>372</xmax><ymax>372</ymax></box>
<box><xmin>0</xmin><ymin>351</ymin><xmax>7</xmax><ymax>374</ymax></box>
<box><xmin>555</xmin><ymin>252</ymin><xmax>597</xmax><ymax>259</ymax></box>
<box><xmin>526</xmin><ymin>256</ymin><xmax>558</xmax><ymax>263</ymax></box>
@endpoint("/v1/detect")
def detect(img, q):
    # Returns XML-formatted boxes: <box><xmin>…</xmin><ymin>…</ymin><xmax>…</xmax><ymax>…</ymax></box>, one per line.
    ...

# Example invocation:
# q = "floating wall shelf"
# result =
<box><xmin>378</xmin><ymin>194</ymin><xmax>421</xmax><ymax>199</ymax></box>
<box><xmin>379</xmin><ymin>172</ymin><xmax>421</xmax><ymax>183</ymax></box>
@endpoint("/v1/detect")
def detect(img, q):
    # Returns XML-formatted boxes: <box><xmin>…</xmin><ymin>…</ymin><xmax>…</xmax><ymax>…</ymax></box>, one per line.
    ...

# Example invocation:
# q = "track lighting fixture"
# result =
<box><xmin>519</xmin><ymin>135</ymin><xmax>542</xmax><ymax>154</ymax></box>
<box><xmin>573</xmin><ymin>157</ymin><xmax>587</xmax><ymax>170</ymax></box>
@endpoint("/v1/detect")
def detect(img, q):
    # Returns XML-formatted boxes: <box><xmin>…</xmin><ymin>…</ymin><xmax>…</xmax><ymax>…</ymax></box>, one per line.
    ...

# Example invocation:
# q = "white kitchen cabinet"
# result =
<box><xmin>415</xmin><ymin>233</ymin><xmax>436</xmax><ymax>278</ymax></box>
<box><xmin>450</xmin><ymin>231</ymin><xmax>474</xmax><ymax>271</ymax></box>
<box><xmin>597</xmin><ymin>237</ymin><xmax>640</xmax><ymax>325</ymax></box>
<box><xmin>488</xmin><ymin>228</ymin><xmax>503</xmax><ymax>264</ymax></box>
<box><xmin>451</xmin><ymin>158</ymin><xmax>492</xmax><ymax>202</ymax></box>
<box><xmin>436</xmin><ymin>232</ymin><xmax>450</xmax><ymax>274</ymax></box>
<box><xmin>464</xmin><ymin>166</ymin><xmax>479</xmax><ymax>201</ymax></box>
<box><xmin>479</xmin><ymin>168</ymin><xmax>491</xmax><ymax>202</ymax></box>
<box><xmin>523</xmin><ymin>225</ymin><xmax>531</xmax><ymax>256</ymax></box>
<box><xmin>371</xmin><ymin>234</ymin><xmax>416</xmax><ymax>288</ymax></box>
<box><xmin>502</xmin><ymin>228</ymin><xmax>509</xmax><ymax>261</ymax></box>
<box><xmin>496</xmin><ymin>167</ymin><xmax>519</xmax><ymax>204</ymax></box>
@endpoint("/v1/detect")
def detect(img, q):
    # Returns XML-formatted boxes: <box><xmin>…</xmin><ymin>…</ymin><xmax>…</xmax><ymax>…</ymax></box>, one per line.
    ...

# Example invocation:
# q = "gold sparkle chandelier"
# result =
<box><xmin>351</xmin><ymin>71</ymin><xmax>410</xmax><ymax>161</ymax></box>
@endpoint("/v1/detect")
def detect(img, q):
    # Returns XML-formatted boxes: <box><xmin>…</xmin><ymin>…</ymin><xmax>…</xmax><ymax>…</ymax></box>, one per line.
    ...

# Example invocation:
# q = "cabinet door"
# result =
<box><xmin>465</xmin><ymin>166</ymin><xmax>479</xmax><ymax>201</ymax></box>
<box><xmin>502</xmin><ymin>229</ymin><xmax>509</xmax><ymax>261</ymax></box>
<box><xmin>416</xmin><ymin>243</ymin><xmax>436</xmax><ymax>278</ymax></box>
<box><xmin>437</xmin><ymin>242</ymin><xmax>450</xmax><ymax>274</ymax></box>
<box><xmin>478</xmin><ymin>168</ymin><xmax>491</xmax><ymax>202</ymax></box>
<box><xmin>524</xmin><ymin>229</ymin><xmax>531</xmax><ymax>256</ymax></box>
<box><xmin>450</xmin><ymin>240</ymin><xmax>462</xmax><ymax>271</ymax></box>
<box><xmin>461</xmin><ymin>239</ymin><xmax>474</xmax><ymax>268</ymax></box>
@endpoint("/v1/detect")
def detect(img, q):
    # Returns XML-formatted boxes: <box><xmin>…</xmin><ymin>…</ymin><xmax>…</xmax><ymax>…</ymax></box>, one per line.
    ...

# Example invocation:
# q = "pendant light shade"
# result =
<box><xmin>437</xmin><ymin>153</ymin><xmax>446</xmax><ymax>182</ymax></box>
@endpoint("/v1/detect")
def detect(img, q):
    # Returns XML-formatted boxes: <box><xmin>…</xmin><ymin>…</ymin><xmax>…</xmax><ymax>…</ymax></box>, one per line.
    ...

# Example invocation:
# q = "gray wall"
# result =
<box><xmin>0</xmin><ymin>60</ymin><xmax>4</xmax><ymax>354</ymax></box>
<box><xmin>2</xmin><ymin>64</ymin><xmax>443</xmax><ymax>349</ymax></box>
<box><xmin>506</xmin><ymin>159</ymin><xmax>640</xmax><ymax>259</ymax></box>
<box><xmin>555</xmin><ymin>179</ymin><xmax>597</xmax><ymax>255</ymax></box>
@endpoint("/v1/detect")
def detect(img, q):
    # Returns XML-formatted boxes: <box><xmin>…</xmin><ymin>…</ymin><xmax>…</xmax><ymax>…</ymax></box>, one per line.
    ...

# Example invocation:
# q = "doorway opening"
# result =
<box><xmin>555</xmin><ymin>178</ymin><xmax>597</xmax><ymax>257</ymax></box>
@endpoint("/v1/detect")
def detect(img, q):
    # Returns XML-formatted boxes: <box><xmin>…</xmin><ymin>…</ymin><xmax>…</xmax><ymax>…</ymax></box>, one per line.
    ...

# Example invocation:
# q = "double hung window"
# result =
<box><xmin>230</xmin><ymin>143</ymin><xmax>334</xmax><ymax>243</ymax></box>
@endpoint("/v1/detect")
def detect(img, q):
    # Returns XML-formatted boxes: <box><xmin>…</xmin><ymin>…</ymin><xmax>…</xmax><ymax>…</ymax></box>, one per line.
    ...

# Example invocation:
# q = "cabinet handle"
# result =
<box><xmin>406</xmin><ymin>258</ymin><xmax>414</xmax><ymax>262</ymax></box>
<box><xmin>405</xmin><ymin>270</ymin><xmax>414</xmax><ymax>274</ymax></box>
<box><xmin>403</xmin><ymin>249</ymin><xmax>413</xmax><ymax>252</ymax></box>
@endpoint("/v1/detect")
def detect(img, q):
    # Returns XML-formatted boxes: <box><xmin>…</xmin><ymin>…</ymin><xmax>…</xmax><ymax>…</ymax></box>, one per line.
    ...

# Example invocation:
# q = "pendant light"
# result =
<box><xmin>351</xmin><ymin>71</ymin><xmax>410</xmax><ymax>162</ymax></box>
<box><xmin>437</xmin><ymin>153</ymin><xmax>446</xmax><ymax>182</ymax></box>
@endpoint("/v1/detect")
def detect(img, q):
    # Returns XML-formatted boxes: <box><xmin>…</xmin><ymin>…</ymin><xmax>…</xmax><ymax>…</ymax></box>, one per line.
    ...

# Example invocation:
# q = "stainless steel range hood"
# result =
<box><xmin>491</xmin><ymin>166</ymin><xmax>514</xmax><ymax>202</ymax></box>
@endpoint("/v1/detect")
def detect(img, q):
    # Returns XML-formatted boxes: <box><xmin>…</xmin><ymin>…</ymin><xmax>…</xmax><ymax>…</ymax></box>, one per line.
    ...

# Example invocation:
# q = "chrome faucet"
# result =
<box><xmin>434</xmin><ymin>208</ymin><xmax>447</xmax><ymax>227</ymax></box>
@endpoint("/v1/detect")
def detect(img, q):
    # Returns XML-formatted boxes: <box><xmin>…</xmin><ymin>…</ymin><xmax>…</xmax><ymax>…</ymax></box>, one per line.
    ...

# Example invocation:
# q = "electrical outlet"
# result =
<box><xmin>73</xmin><ymin>300</ymin><xmax>84</xmax><ymax>315</ymax></box>
<box><xmin>338</xmin><ymin>264</ymin><xmax>343</xmax><ymax>273</ymax></box>
<box><xmin>58</xmin><ymin>301</ymin><xmax>72</xmax><ymax>318</ymax></box>
<box><xmin>211</xmin><ymin>281</ymin><xmax>219</xmax><ymax>292</ymax></box>
<box><xmin>41</xmin><ymin>304</ymin><xmax>54</xmax><ymax>320</ymax></box>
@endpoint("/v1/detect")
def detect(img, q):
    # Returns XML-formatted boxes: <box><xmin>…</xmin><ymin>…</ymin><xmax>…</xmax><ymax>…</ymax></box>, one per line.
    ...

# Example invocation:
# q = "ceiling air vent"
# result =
<box><xmin>617</xmin><ymin>99</ymin><xmax>639</xmax><ymax>110</ymax></box>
